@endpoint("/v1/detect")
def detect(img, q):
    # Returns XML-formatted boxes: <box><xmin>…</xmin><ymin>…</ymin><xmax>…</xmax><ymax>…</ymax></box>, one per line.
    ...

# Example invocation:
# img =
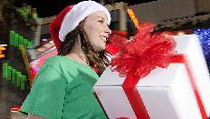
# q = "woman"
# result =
<box><xmin>19</xmin><ymin>1</ymin><xmax>111</xmax><ymax>119</ymax></box>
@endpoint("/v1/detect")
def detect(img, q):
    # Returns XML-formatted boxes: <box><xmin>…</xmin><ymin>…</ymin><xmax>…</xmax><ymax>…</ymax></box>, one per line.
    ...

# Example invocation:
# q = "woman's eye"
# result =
<box><xmin>98</xmin><ymin>20</ymin><xmax>104</xmax><ymax>23</ymax></box>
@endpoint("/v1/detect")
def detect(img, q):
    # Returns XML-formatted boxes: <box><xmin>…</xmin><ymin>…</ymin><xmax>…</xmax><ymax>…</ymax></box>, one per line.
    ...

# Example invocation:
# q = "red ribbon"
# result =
<box><xmin>119</xmin><ymin>55</ymin><xmax>208</xmax><ymax>119</ymax></box>
<box><xmin>121</xmin><ymin>67</ymin><xmax>150</xmax><ymax>119</ymax></box>
<box><xmin>171</xmin><ymin>55</ymin><xmax>208</xmax><ymax>119</ymax></box>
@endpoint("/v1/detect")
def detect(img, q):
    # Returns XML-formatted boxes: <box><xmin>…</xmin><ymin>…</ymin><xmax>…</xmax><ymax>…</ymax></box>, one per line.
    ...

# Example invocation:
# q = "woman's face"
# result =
<box><xmin>83</xmin><ymin>11</ymin><xmax>111</xmax><ymax>52</ymax></box>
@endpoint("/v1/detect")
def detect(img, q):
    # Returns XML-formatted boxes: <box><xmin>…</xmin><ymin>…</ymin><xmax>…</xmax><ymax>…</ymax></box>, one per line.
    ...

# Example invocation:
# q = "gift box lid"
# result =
<box><xmin>174</xmin><ymin>34</ymin><xmax>200</xmax><ymax>55</ymax></box>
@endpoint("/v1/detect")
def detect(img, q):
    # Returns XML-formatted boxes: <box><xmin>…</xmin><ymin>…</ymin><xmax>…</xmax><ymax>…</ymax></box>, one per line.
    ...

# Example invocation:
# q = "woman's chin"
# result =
<box><xmin>94</xmin><ymin>45</ymin><xmax>106</xmax><ymax>52</ymax></box>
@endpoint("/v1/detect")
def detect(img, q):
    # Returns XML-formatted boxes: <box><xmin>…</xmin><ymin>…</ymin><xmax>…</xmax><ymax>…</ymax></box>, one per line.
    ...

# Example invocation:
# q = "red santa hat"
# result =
<box><xmin>49</xmin><ymin>1</ymin><xmax>111</xmax><ymax>51</ymax></box>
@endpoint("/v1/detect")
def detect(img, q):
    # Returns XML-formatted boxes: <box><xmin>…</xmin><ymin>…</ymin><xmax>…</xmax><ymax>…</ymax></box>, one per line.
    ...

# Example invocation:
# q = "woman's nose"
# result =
<box><xmin>105</xmin><ymin>25</ymin><xmax>111</xmax><ymax>35</ymax></box>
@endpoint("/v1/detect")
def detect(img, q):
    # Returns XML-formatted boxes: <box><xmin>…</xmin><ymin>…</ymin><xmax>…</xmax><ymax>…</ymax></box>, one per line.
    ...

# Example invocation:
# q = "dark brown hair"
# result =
<box><xmin>58</xmin><ymin>20</ymin><xmax>109</xmax><ymax>75</ymax></box>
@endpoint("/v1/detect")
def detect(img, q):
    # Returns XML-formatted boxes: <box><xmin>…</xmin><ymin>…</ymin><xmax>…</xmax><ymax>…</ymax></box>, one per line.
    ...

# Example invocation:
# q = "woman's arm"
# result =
<box><xmin>27</xmin><ymin>114</ymin><xmax>46</xmax><ymax>119</ymax></box>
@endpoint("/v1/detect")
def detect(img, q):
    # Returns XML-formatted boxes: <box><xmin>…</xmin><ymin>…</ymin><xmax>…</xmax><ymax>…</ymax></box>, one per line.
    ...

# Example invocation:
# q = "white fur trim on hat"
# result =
<box><xmin>59</xmin><ymin>1</ymin><xmax>111</xmax><ymax>42</ymax></box>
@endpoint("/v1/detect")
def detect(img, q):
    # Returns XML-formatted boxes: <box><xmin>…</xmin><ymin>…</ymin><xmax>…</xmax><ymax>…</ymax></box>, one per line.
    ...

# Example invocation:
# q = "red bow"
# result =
<box><xmin>110</xmin><ymin>22</ymin><xmax>176</xmax><ymax>79</ymax></box>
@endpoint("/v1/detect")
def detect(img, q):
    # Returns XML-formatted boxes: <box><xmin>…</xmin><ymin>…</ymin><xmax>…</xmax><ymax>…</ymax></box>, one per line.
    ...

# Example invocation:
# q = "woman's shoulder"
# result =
<box><xmin>44</xmin><ymin>56</ymin><xmax>62</xmax><ymax>65</ymax></box>
<box><xmin>33</xmin><ymin>56</ymin><xmax>66</xmax><ymax>84</ymax></box>
<box><xmin>41</xmin><ymin>56</ymin><xmax>86</xmax><ymax>73</ymax></box>
<box><xmin>41</xmin><ymin>55</ymin><xmax>97</xmax><ymax>77</ymax></box>
<box><xmin>36</xmin><ymin>56</ymin><xmax>64</xmax><ymax>75</ymax></box>
<box><xmin>43</xmin><ymin>56</ymin><xmax>68</xmax><ymax>68</ymax></box>
<box><xmin>44</xmin><ymin>55</ymin><xmax>89</xmax><ymax>69</ymax></box>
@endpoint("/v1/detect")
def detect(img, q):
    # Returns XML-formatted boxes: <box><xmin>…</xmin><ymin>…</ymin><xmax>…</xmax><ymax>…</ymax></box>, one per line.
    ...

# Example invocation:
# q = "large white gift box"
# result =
<box><xmin>94</xmin><ymin>34</ymin><xmax>210</xmax><ymax>119</ymax></box>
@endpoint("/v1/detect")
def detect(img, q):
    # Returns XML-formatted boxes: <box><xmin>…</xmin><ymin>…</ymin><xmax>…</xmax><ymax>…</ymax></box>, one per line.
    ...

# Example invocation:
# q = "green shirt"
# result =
<box><xmin>20</xmin><ymin>56</ymin><xmax>107</xmax><ymax>119</ymax></box>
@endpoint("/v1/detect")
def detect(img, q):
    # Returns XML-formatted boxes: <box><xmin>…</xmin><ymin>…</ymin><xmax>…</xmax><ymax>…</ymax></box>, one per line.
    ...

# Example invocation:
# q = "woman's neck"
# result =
<box><xmin>66</xmin><ymin>36</ymin><xmax>89</xmax><ymax>65</ymax></box>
